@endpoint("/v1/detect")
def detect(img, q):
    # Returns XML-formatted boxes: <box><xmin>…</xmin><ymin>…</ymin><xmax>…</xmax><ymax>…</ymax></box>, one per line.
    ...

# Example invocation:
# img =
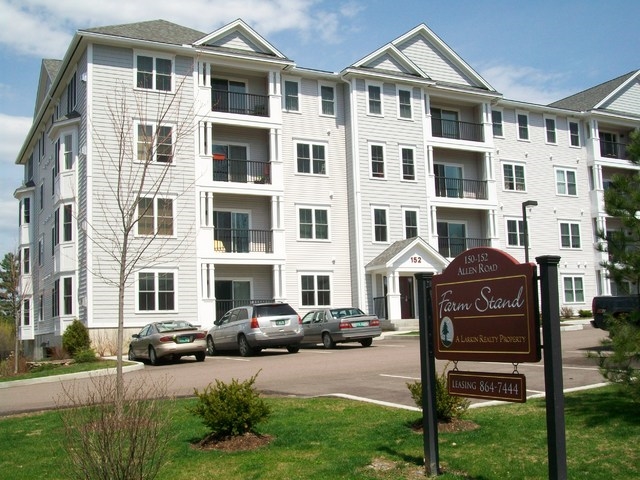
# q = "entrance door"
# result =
<box><xmin>399</xmin><ymin>276</ymin><xmax>414</xmax><ymax>319</ymax></box>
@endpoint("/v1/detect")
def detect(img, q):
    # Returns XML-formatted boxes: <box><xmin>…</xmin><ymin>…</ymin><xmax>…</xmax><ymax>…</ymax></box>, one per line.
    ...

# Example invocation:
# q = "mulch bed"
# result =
<box><xmin>412</xmin><ymin>417</ymin><xmax>479</xmax><ymax>433</ymax></box>
<box><xmin>192</xmin><ymin>432</ymin><xmax>274</xmax><ymax>451</ymax></box>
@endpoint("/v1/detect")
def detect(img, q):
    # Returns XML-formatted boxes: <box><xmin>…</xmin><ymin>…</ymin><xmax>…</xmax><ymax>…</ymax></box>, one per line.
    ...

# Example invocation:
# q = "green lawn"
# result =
<box><xmin>0</xmin><ymin>359</ymin><xmax>127</xmax><ymax>383</ymax></box>
<box><xmin>0</xmin><ymin>384</ymin><xmax>637</xmax><ymax>479</ymax></box>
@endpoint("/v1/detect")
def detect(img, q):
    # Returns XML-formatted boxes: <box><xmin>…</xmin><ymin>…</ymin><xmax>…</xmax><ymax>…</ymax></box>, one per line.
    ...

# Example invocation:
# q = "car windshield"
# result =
<box><xmin>156</xmin><ymin>321</ymin><xmax>196</xmax><ymax>332</ymax></box>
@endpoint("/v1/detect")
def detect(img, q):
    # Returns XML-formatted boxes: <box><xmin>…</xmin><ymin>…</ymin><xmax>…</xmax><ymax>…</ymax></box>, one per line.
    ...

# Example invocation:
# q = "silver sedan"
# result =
<box><xmin>301</xmin><ymin>307</ymin><xmax>382</xmax><ymax>349</ymax></box>
<box><xmin>128</xmin><ymin>320</ymin><xmax>207</xmax><ymax>365</ymax></box>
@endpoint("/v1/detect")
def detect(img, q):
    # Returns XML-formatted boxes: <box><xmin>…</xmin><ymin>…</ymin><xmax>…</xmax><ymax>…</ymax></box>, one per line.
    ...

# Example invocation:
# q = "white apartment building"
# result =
<box><xmin>14</xmin><ymin>19</ymin><xmax>640</xmax><ymax>358</ymax></box>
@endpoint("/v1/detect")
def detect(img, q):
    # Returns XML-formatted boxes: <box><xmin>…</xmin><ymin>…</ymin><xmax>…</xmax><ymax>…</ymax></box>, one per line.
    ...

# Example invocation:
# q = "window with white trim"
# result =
<box><xmin>23</xmin><ymin>299</ymin><xmax>30</xmax><ymax>326</ymax></box>
<box><xmin>138</xmin><ymin>270</ymin><xmax>176</xmax><ymax>312</ymax></box>
<box><xmin>62</xmin><ymin>133</ymin><xmax>74</xmax><ymax>170</ymax></box>
<box><xmin>492</xmin><ymin>109</ymin><xmax>503</xmax><ymax>137</ymax></box>
<box><xmin>52</xmin><ymin>280</ymin><xmax>59</xmax><ymax>317</ymax></box>
<box><xmin>63</xmin><ymin>205</ymin><xmax>73</xmax><ymax>242</ymax></box>
<box><xmin>319</xmin><ymin>84</ymin><xmax>335</xmax><ymax>116</ymax></box>
<box><xmin>506</xmin><ymin>219</ymin><xmax>525</xmax><ymax>246</ymax></box>
<box><xmin>556</xmin><ymin>168</ymin><xmax>577</xmax><ymax>196</ymax></box>
<box><xmin>367</xmin><ymin>83</ymin><xmax>382</xmax><ymax>115</ymax></box>
<box><xmin>569</xmin><ymin>121</ymin><xmax>580</xmax><ymax>147</ymax></box>
<box><xmin>398</xmin><ymin>88</ymin><xmax>412</xmax><ymax>119</ymax></box>
<box><xmin>545</xmin><ymin>116</ymin><xmax>557</xmax><ymax>144</ymax></box>
<box><xmin>63</xmin><ymin>277</ymin><xmax>73</xmax><ymax>315</ymax></box>
<box><xmin>23</xmin><ymin>247</ymin><xmax>30</xmax><ymax>274</ymax></box>
<box><xmin>370</xmin><ymin>143</ymin><xmax>385</xmax><ymax>179</ymax></box>
<box><xmin>284</xmin><ymin>79</ymin><xmax>299</xmax><ymax>112</ymax></box>
<box><xmin>66</xmin><ymin>72</ymin><xmax>76</xmax><ymax>113</ymax></box>
<box><xmin>38</xmin><ymin>294</ymin><xmax>43</xmax><ymax>322</ymax></box>
<box><xmin>135</xmin><ymin>54</ymin><xmax>172</xmax><ymax>91</ymax></box>
<box><xmin>401</xmin><ymin>147</ymin><xmax>415</xmax><ymax>181</ymax></box>
<box><xmin>404</xmin><ymin>209</ymin><xmax>418</xmax><ymax>239</ymax></box>
<box><xmin>563</xmin><ymin>276</ymin><xmax>584</xmax><ymax>303</ymax></box>
<box><xmin>296</xmin><ymin>142</ymin><xmax>326</xmax><ymax>175</ymax></box>
<box><xmin>559</xmin><ymin>222</ymin><xmax>581</xmax><ymax>249</ymax></box>
<box><xmin>298</xmin><ymin>207</ymin><xmax>329</xmax><ymax>240</ymax></box>
<box><xmin>136</xmin><ymin>123</ymin><xmax>173</xmax><ymax>163</ymax></box>
<box><xmin>517</xmin><ymin>111</ymin><xmax>529</xmax><ymax>140</ymax></box>
<box><xmin>22</xmin><ymin>198</ymin><xmax>30</xmax><ymax>224</ymax></box>
<box><xmin>301</xmin><ymin>274</ymin><xmax>331</xmax><ymax>307</ymax></box>
<box><xmin>137</xmin><ymin>197</ymin><xmax>174</xmax><ymax>236</ymax></box>
<box><xmin>503</xmin><ymin>163</ymin><xmax>526</xmax><ymax>191</ymax></box>
<box><xmin>372</xmin><ymin>207</ymin><xmax>388</xmax><ymax>242</ymax></box>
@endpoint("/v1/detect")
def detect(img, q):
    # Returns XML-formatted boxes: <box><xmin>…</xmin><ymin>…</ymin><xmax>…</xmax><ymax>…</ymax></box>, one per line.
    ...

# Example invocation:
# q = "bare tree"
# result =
<box><xmin>0</xmin><ymin>252</ymin><xmax>21</xmax><ymax>373</ymax></box>
<box><xmin>83</xmin><ymin>74</ymin><xmax>197</xmax><ymax>403</ymax></box>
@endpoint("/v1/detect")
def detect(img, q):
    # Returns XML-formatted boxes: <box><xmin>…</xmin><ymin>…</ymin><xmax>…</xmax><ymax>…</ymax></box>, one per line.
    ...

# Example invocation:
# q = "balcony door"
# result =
<box><xmin>434</xmin><ymin>164</ymin><xmax>463</xmax><ymax>198</ymax></box>
<box><xmin>212</xmin><ymin>78</ymin><xmax>247</xmax><ymax>114</ymax></box>
<box><xmin>601</xmin><ymin>132</ymin><xmax>618</xmax><ymax>158</ymax></box>
<box><xmin>214</xmin><ymin>211</ymin><xmax>250</xmax><ymax>252</ymax></box>
<box><xmin>437</xmin><ymin>221</ymin><xmax>466</xmax><ymax>258</ymax></box>
<box><xmin>212</xmin><ymin>144</ymin><xmax>248</xmax><ymax>182</ymax></box>
<box><xmin>432</xmin><ymin>108</ymin><xmax>459</xmax><ymax>139</ymax></box>
<box><xmin>215</xmin><ymin>280</ymin><xmax>250</xmax><ymax>320</ymax></box>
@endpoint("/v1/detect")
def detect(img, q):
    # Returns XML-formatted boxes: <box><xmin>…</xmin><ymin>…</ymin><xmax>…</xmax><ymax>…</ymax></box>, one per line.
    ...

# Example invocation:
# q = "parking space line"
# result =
<box><xmin>380</xmin><ymin>374</ymin><xmax>420</xmax><ymax>380</ymax></box>
<box><xmin>320</xmin><ymin>393</ymin><xmax>420</xmax><ymax>412</ymax></box>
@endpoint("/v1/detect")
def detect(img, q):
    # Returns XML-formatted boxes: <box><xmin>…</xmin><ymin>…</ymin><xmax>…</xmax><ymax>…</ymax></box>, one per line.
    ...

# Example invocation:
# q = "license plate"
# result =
<box><xmin>275</xmin><ymin>320</ymin><xmax>286</xmax><ymax>326</ymax></box>
<box><xmin>353</xmin><ymin>321</ymin><xmax>368</xmax><ymax>327</ymax></box>
<box><xmin>176</xmin><ymin>336</ymin><xmax>191</xmax><ymax>343</ymax></box>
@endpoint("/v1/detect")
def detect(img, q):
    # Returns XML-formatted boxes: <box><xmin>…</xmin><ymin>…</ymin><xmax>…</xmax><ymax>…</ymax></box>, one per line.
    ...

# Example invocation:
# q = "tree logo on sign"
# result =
<box><xmin>440</xmin><ymin>317</ymin><xmax>454</xmax><ymax>348</ymax></box>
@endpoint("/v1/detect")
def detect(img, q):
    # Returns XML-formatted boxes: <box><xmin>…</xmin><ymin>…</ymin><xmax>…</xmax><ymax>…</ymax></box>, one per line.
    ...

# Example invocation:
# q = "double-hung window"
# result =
<box><xmin>23</xmin><ymin>247</ymin><xmax>30</xmax><ymax>274</ymax></box>
<box><xmin>492</xmin><ymin>110</ymin><xmax>503</xmax><ymax>137</ymax></box>
<box><xmin>370</xmin><ymin>144</ymin><xmax>385</xmax><ymax>178</ymax></box>
<box><xmin>298</xmin><ymin>207</ymin><xmax>329</xmax><ymax>240</ymax></box>
<box><xmin>563</xmin><ymin>276</ymin><xmax>584</xmax><ymax>303</ymax></box>
<box><xmin>319</xmin><ymin>84</ymin><xmax>335</xmax><ymax>116</ymax></box>
<box><xmin>296</xmin><ymin>142</ymin><xmax>326</xmax><ymax>175</ymax></box>
<box><xmin>63</xmin><ymin>277</ymin><xmax>73</xmax><ymax>315</ymax></box>
<box><xmin>23</xmin><ymin>299</ymin><xmax>30</xmax><ymax>326</ymax></box>
<box><xmin>503</xmin><ymin>163</ymin><xmax>526</xmax><ymax>191</ymax></box>
<box><xmin>373</xmin><ymin>207</ymin><xmax>388</xmax><ymax>242</ymax></box>
<box><xmin>137</xmin><ymin>197</ymin><xmax>174</xmax><ymax>236</ymax></box>
<box><xmin>66</xmin><ymin>73</ymin><xmax>76</xmax><ymax>113</ymax></box>
<box><xmin>62</xmin><ymin>133</ymin><xmax>74</xmax><ymax>170</ymax></box>
<box><xmin>404</xmin><ymin>209</ymin><xmax>418</xmax><ymax>239</ymax></box>
<box><xmin>569</xmin><ymin>121</ymin><xmax>580</xmax><ymax>147</ymax></box>
<box><xmin>517</xmin><ymin>112</ymin><xmax>529</xmax><ymax>140</ymax></box>
<box><xmin>506</xmin><ymin>219</ymin><xmax>525</xmax><ymax>247</ymax></box>
<box><xmin>22</xmin><ymin>198</ymin><xmax>30</xmax><ymax>224</ymax></box>
<box><xmin>136</xmin><ymin>123</ymin><xmax>173</xmax><ymax>163</ymax></box>
<box><xmin>367</xmin><ymin>83</ymin><xmax>382</xmax><ymax>115</ymax></box>
<box><xmin>401</xmin><ymin>147</ymin><xmax>415</xmax><ymax>181</ymax></box>
<box><xmin>138</xmin><ymin>271</ymin><xmax>176</xmax><ymax>311</ymax></box>
<box><xmin>63</xmin><ymin>205</ymin><xmax>73</xmax><ymax>242</ymax></box>
<box><xmin>52</xmin><ymin>280</ymin><xmax>60</xmax><ymax>317</ymax></box>
<box><xmin>556</xmin><ymin>168</ymin><xmax>577</xmax><ymax>196</ymax></box>
<box><xmin>136</xmin><ymin>54</ymin><xmax>172</xmax><ymax>91</ymax></box>
<box><xmin>301</xmin><ymin>274</ymin><xmax>331</xmax><ymax>307</ymax></box>
<box><xmin>398</xmin><ymin>88</ymin><xmax>412</xmax><ymax>119</ymax></box>
<box><xmin>284</xmin><ymin>80</ymin><xmax>299</xmax><ymax>112</ymax></box>
<box><xmin>560</xmin><ymin>222</ymin><xmax>581</xmax><ymax>249</ymax></box>
<box><xmin>545</xmin><ymin>117</ymin><xmax>557</xmax><ymax>144</ymax></box>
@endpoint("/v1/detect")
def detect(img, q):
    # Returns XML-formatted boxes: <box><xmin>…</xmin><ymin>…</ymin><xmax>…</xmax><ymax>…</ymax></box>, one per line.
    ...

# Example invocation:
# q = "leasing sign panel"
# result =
<box><xmin>432</xmin><ymin>247</ymin><xmax>540</xmax><ymax>363</ymax></box>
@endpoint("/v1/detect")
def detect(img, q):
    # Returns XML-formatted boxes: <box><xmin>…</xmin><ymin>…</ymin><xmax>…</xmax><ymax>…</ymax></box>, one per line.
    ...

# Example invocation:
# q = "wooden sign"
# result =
<box><xmin>432</xmin><ymin>247</ymin><xmax>540</xmax><ymax>362</ymax></box>
<box><xmin>448</xmin><ymin>371</ymin><xmax>526</xmax><ymax>403</ymax></box>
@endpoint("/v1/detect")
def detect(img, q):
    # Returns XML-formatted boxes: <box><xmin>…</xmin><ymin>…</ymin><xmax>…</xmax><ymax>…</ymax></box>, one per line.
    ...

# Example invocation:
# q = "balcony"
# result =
<box><xmin>438</xmin><ymin>236</ymin><xmax>491</xmax><ymax>258</ymax></box>
<box><xmin>432</xmin><ymin>118</ymin><xmax>484</xmax><ymax>142</ymax></box>
<box><xmin>215</xmin><ymin>298</ymin><xmax>274</xmax><ymax>320</ymax></box>
<box><xmin>434</xmin><ymin>176</ymin><xmax>488</xmax><ymax>200</ymax></box>
<box><xmin>600</xmin><ymin>141</ymin><xmax>628</xmax><ymax>160</ymax></box>
<box><xmin>214</xmin><ymin>228</ymin><xmax>273</xmax><ymax>253</ymax></box>
<box><xmin>212</xmin><ymin>90</ymin><xmax>269</xmax><ymax>117</ymax></box>
<box><xmin>213</xmin><ymin>158</ymin><xmax>271</xmax><ymax>184</ymax></box>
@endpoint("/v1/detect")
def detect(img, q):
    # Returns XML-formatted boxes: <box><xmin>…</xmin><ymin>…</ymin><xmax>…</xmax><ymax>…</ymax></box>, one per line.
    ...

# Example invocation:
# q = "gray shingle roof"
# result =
<box><xmin>549</xmin><ymin>71</ymin><xmax>638</xmax><ymax>111</ymax></box>
<box><xmin>42</xmin><ymin>59</ymin><xmax>62</xmax><ymax>80</ymax></box>
<box><xmin>81</xmin><ymin>19</ymin><xmax>206</xmax><ymax>46</ymax></box>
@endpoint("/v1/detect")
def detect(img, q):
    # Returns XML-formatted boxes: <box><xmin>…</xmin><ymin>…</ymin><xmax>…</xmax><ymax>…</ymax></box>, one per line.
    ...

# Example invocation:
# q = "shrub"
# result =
<box><xmin>73</xmin><ymin>347</ymin><xmax>97</xmax><ymax>363</ymax></box>
<box><xmin>560</xmin><ymin>306</ymin><xmax>574</xmax><ymax>319</ymax></box>
<box><xmin>192</xmin><ymin>372</ymin><xmax>271</xmax><ymax>438</ymax></box>
<box><xmin>62</xmin><ymin>319</ymin><xmax>91</xmax><ymax>357</ymax></box>
<box><xmin>578</xmin><ymin>309</ymin><xmax>592</xmax><ymax>318</ymax></box>
<box><xmin>407</xmin><ymin>364</ymin><xmax>469</xmax><ymax>422</ymax></box>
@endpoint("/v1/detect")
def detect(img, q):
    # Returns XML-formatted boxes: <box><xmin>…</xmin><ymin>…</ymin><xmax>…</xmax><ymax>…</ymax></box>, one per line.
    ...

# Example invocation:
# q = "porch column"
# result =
<box><xmin>272</xmin><ymin>263</ymin><xmax>286</xmax><ymax>302</ymax></box>
<box><xmin>387</xmin><ymin>271</ymin><xmax>402</xmax><ymax>320</ymax></box>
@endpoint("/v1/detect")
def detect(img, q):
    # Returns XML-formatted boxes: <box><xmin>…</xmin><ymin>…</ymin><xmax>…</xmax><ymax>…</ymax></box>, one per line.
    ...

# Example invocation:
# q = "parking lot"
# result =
<box><xmin>0</xmin><ymin>324</ymin><xmax>608</xmax><ymax>416</ymax></box>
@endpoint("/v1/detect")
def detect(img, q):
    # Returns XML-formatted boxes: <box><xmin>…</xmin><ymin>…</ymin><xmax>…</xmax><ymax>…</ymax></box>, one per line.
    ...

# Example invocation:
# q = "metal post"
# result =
<box><xmin>415</xmin><ymin>272</ymin><xmax>439</xmax><ymax>476</ymax></box>
<box><xmin>522</xmin><ymin>200</ymin><xmax>538</xmax><ymax>263</ymax></box>
<box><xmin>536</xmin><ymin>255</ymin><xmax>567</xmax><ymax>480</ymax></box>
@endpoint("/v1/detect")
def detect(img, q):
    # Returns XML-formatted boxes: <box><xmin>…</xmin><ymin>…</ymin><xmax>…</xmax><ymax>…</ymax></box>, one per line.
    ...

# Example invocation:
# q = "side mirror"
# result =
<box><xmin>131</xmin><ymin>333</ymin><xmax>140</xmax><ymax>339</ymax></box>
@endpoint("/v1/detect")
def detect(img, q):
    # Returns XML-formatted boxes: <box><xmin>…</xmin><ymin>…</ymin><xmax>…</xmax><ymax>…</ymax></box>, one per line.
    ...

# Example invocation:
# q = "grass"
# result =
<box><xmin>0</xmin><ymin>359</ymin><xmax>126</xmax><ymax>383</ymax></box>
<box><xmin>0</xmin><ymin>384</ymin><xmax>638</xmax><ymax>479</ymax></box>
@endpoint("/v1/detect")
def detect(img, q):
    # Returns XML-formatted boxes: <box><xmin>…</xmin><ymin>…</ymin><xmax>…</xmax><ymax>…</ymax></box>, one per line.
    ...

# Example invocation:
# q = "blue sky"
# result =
<box><xmin>1</xmin><ymin>0</ymin><xmax>639</xmax><ymax>255</ymax></box>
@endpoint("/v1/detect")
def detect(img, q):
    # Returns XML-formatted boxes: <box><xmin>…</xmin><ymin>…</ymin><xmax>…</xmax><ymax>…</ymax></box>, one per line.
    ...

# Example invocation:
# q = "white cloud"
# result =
<box><xmin>0</xmin><ymin>112</ymin><xmax>31</xmax><ymax>255</ymax></box>
<box><xmin>0</xmin><ymin>0</ymin><xmax>358</xmax><ymax>59</ymax></box>
<box><xmin>479</xmin><ymin>63</ymin><xmax>575</xmax><ymax>105</ymax></box>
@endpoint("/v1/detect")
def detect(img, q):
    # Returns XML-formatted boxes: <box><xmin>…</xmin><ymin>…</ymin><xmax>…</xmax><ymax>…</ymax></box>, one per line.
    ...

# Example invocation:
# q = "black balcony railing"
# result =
<box><xmin>213</xmin><ymin>158</ymin><xmax>271</xmax><ymax>184</ymax></box>
<box><xmin>432</xmin><ymin>119</ymin><xmax>484</xmax><ymax>142</ymax></box>
<box><xmin>438</xmin><ymin>236</ymin><xmax>491</xmax><ymax>258</ymax></box>
<box><xmin>373</xmin><ymin>296</ymin><xmax>387</xmax><ymax>320</ymax></box>
<box><xmin>212</xmin><ymin>90</ymin><xmax>269</xmax><ymax>116</ymax></box>
<box><xmin>434</xmin><ymin>176</ymin><xmax>488</xmax><ymax>200</ymax></box>
<box><xmin>600</xmin><ymin>141</ymin><xmax>628</xmax><ymax>159</ymax></box>
<box><xmin>214</xmin><ymin>228</ymin><xmax>273</xmax><ymax>253</ymax></box>
<box><xmin>216</xmin><ymin>298</ymin><xmax>275</xmax><ymax>320</ymax></box>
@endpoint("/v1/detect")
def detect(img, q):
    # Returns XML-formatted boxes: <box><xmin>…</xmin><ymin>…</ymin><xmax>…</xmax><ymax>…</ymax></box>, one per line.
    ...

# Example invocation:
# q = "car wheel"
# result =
<box><xmin>206</xmin><ymin>336</ymin><xmax>217</xmax><ymax>356</ymax></box>
<box><xmin>127</xmin><ymin>347</ymin><xmax>136</xmax><ymax>361</ymax></box>
<box><xmin>360</xmin><ymin>338</ymin><xmax>373</xmax><ymax>347</ymax></box>
<box><xmin>195</xmin><ymin>351</ymin><xmax>206</xmax><ymax>362</ymax></box>
<box><xmin>322</xmin><ymin>333</ymin><xmax>336</xmax><ymax>349</ymax></box>
<box><xmin>149</xmin><ymin>346</ymin><xmax>160</xmax><ymax>366</ymax></box>
<box><xmin>286</xmin><ymin>345</ymin><xmax>300</xmax><ymax>353</ymax></box>
<box><xmin>238</xmin><ymin>335</ymin><xmax>253</xmax><ymax>357</ymax></box>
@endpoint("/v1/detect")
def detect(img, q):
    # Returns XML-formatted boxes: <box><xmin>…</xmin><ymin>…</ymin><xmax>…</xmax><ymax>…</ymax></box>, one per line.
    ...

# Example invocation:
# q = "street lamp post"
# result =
<box><xmin>522</xmin><ymin>200</ymin><xmax>538</xmax><ymax>263</ymax></box>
